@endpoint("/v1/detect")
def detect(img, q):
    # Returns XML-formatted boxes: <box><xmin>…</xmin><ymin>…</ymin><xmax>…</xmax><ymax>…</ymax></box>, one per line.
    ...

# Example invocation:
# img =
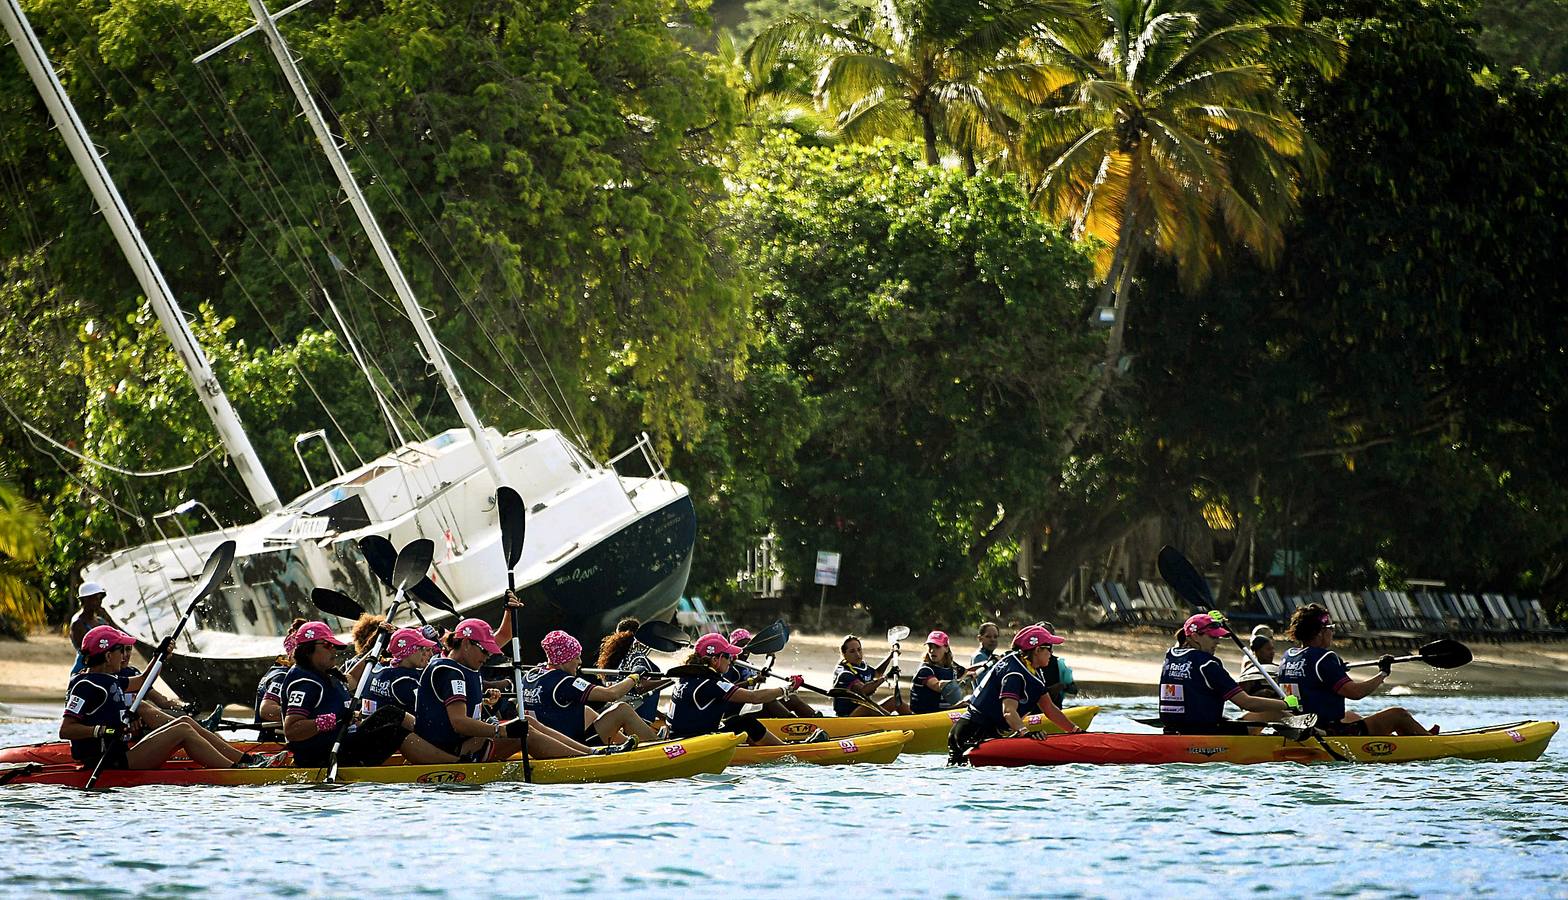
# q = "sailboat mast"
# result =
<box><xmin>1</xmin><ymin>0</ymin><xmax>283</xmax><ymax>514</ymax></box>
<box><xmin>243</xmin><ymin>0</ymin><xmax>507</xmax><ymax>489</ymax></box>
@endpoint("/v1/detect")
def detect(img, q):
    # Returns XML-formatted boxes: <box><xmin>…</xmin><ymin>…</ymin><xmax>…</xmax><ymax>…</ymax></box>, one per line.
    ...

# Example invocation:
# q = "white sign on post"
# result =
<box><xmin>814</xmin><ymin>551</ymin><xmax>841</xmax><ymax>587</ymax></box>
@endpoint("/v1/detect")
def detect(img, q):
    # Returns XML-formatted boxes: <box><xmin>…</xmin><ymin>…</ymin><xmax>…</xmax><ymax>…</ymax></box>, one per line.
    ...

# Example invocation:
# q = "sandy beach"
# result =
<box><xmin>6</xmin><ymin>626</ymin><xmax>1566</xmax><ymax>718</ymax></box>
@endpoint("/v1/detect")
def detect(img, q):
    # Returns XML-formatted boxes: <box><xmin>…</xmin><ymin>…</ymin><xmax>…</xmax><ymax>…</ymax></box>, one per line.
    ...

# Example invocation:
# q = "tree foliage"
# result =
<box><xmin>731</xmin><ymin>136</ymin><xmax>1097</xmax><ymax>623</ymax></box>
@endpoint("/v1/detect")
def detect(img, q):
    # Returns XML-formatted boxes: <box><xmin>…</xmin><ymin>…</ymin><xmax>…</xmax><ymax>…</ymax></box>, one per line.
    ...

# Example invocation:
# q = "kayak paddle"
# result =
<box><xmin>310</xmin><ymin>587</ymin><xmax>365</xmax><ymax>621</ymax></box>
<box><xmin>325</xmin><ymin>537</ymin><xmax>432</xmax><ymax>783</ymax></box>
<box><xmin>634</xmin><ymin>619</ymin><xmax>691</xmax><ymax>653</ymax></box>
<box><xmin>359</xmin><ymin>533</ymin><xmax>457</xmax><ymax>614</ymax></box>
<box><xmin>887</xmin><ymin>625</ymin><xmax>909</xmax><ymax>712</ymax></box>
<box><xmin>1157</xmin><ymin>545</ymin><xmax>1351</xmax><ymax>763</ymax></box>
<box><xmin>86</xmin><ymin>539</ymin><xmax>236</xmax><ymax>790</ymax></box>
<box><xmin>1345</xmin><ymin>639</ymin><xmax>1472</xmax><ymax>670</ymax></box>
<box><xmin>497</xmin><ymin>484</ymin><xmax>532</xmax><ymax>783</ymax></box>
<box><xmin>744</xmin><ymin>620</ymin><xmax>791</xmax><ymax>656</ymax></box>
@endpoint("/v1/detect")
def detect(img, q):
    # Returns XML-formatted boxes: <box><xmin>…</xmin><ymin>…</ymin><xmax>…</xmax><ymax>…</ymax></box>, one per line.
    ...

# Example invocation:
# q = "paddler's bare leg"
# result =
<box><xmin>1360</xmin><ymin>707</ymin><xmax>1437</xmax><ymax>736</ymax></box>
<box><xmin>127</xmin><ymin>719</ymin><xmax>240</xmax><ymax>769</ymax></box>
<box><xmin>590</xmin><ymin>703</ymin><xmax>658</xmax><ymax>744</ymax></box>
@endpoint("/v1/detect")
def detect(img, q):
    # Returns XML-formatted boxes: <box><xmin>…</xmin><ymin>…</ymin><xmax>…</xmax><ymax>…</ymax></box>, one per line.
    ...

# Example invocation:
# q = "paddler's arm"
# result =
<box><xmin>492</xmin><ymin>591</ymin><xmax>523</xmax><ymax>645</ymax></box>
<box><xmin>59</xmin><ymin>719</ymin><xmax>105</xmax><ymax>741</ymax></box>
<box><xmin>730</xmin><ymin>685</ymin><xmax>789</xmax><ymax>704</ymax></box>
<box><xmin>446</xmin><ymin>699</ymin><xmax>506</xmax><ymax>739</ymax></box>
<box><xmin>871</xmin><ymin>652</ymin><xmax>896</xmax><ymax>677</ymax></box>
<box><xmin>585</xmin><ymin>674</ymin><xmax>641</xmax><ymax>702</ymax></box>
<box><xmin>1229</xmin><ymin>691</ymin><xmax>1293</xmax><ymax>714</ymax></box>
<box><xmin>1034</xmin><ymin>695</ymin><xmax>1082</xmax><ymax>734</ymax></box>
<box><xmin>257</xmin><ymin>696</ymin><xmax>283</xmax><ymax>722</ymax></box>
<box><xmin>1335</xmin><ymin>670</ymin><xmax>1388</xmax><ymax>700</ymax></box>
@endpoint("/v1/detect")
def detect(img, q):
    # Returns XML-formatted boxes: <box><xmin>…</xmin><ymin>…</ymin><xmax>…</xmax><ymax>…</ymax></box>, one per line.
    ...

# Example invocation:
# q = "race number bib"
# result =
<box><xmin>288</xmin><ymin>690</ymin><xmax>307</xmax><ymax>707</ymax></box>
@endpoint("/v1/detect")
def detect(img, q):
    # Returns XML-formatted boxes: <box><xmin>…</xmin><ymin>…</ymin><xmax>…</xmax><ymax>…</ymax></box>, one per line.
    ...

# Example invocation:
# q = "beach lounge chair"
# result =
<box><xmin>1518</xmin><ymin>596</ymin><xmax>1567</xmax><ymax>640</ymax></box>
<box><xmin>1413</xmin><ymin>592</ymin><xmax>1454</xmax><ymax>635</ymax></box>
<box><xmin>1481</xmin><ymin>593</ymin><xmax>1523</xmax><ymax>639</ymax></box>
<box><xmin>1388</xmin><ymin>591</ymin><xmax>1445</xmax><ymax>635</ymax></box>
<box><xmin>675</xmin><ymin>596</ymin><xmax>732</xmax><ymax>636</ymax></box>
<box><xmin>1258</xmin><ymin>587</ymin><xmax>1287</xmax><ymax>625</ymax></box>
<box><xmin>1093</xmin><ymin>581</ymin><xmax>1132</xmax><ymax>626</ymax></box>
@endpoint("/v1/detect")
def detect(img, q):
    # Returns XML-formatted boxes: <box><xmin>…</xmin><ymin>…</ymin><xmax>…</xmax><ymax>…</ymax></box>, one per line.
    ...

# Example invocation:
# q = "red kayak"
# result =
<box><xmin>0</xmin><ymin>739</ymin><xmax>279</xmax><ymax>767</ymax></box>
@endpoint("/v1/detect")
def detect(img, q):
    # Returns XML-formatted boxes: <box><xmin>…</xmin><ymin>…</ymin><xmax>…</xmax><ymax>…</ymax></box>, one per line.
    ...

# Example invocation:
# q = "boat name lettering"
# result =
<box><xmin>664</xmin><ymin>744</ymin><xmax>687</xmax><ymax>759</ymax></box>
<box><xmin>838</xmin><ymin>739</ymin><xmax>858</xmax><ymax>754</ymax></box>
<box><xmin>416</xmin><ymin>771</ymin><xmax>469</xmax><ymax>784</ymax></box>
<box><xmin>558</xmin><ymin>565</ymin><xmax>600</xmax><ymax>585</ymax></box>
<box><xmin>1187</xmin><ymin>746</ymin><xmax>1226</xmax><ymax>757</ymax></box>
<box><xmin>781</xmin><ymin>722</ymin><xmax>816</xmax><ymax>737</ymax></box>
<box><xmin>1361</xmin><ymin>741</ymin><xmax>1395</xmax><ymax>757</ymax></box>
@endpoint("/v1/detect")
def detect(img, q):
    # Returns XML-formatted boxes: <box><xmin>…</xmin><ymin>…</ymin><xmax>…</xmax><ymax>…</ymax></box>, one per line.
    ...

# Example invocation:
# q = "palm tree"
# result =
<box><xmin>0</xmin><ymin>473</ymin><xmax>47</xmax><ymax>630</ymax></box>
<box><xmin>1017</xmin><ymin>0</ymin><xmax>1344</xmax><ymax>449</ymax></box>
<box><xmin>747</xmin><ymin>0</ymin><xmax>1082</xmax><ymax>166</ymax></box>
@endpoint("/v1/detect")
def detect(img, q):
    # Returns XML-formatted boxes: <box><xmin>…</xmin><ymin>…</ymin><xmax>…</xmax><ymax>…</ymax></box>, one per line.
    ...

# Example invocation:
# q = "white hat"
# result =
<box><xmin>1250</xmin><ymin>624</ymin><xmax>1274</xmax><ymax>643</ymax></box>
<box><xmin>78</xmin><ymin>582</ymin><xmax>107</xmax><ymax>599</ymax></box>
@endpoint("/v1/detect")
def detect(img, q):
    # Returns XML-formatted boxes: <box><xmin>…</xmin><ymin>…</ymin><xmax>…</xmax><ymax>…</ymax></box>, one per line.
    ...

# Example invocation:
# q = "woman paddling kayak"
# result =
<box><xmin>597</xmin><ymin>618</ymin><xmax>670</xmax><ymax>725</ymax></box>
<box><xmin>255</xmin><ymin>618</ymin><xmax>308</xmax><ymax>724</ymax></box>
<box><xmin>281</xmin><ymin>621</ymin><xmax>417</xmax><ymax>768</ymax></box>
<box><xmin>1159</xmin><ymin>614</ymin><xmax>1298</xmax><ymax>735</ymax></box>
<box><xmin>910</xmin><ymin>631</ymin><xmax>965</xmax><ymax>714</ymax></box>
<box><xmin>726</xmin><ymin>628</ymin><xmax>817</xmax><ymax>719</ymax></box>
<box><xmin>523</xmin><ymin>630</ymin><xmax>662</xmax><ymax>746</ymax></box>
<box><xmin>62</xmin><ymin>626</ymin><xmax>261</xmax><ymax>771</ymax></box>
<box><xmin>1277</xmin><ymin>604</ymin><xmax>1439</xmax><ymax>737</ymax></box>
<box><xmin>670</xmin><ymin>633</ymin><xmax>798</xmax><ymax>745</ymax></box>
<box><xmin>412</xmin><ymin>620</ymin><xmax>603</xmax><ymax>763</ymax></box>
<box><xmin>947</xmin><ymin>625</ymin><xmax>1083</xmax><ymax>764</ymax></box>
<box><xmin>832</xmin><ymin>635</ymin><xmax>911</xmax><ymax>716</ymax></box>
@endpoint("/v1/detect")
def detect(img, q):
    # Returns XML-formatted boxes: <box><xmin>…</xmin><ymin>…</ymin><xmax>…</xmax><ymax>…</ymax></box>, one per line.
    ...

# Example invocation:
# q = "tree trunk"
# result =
<box><xmin>1215</xmin><ymin>471</ymin><xmax>1263</xmax><ymax>604</ymax></box>
<box><xmin>921</xmin><ymin>111</ymin><xmax>939</xmax><ymax>166</ymax></box>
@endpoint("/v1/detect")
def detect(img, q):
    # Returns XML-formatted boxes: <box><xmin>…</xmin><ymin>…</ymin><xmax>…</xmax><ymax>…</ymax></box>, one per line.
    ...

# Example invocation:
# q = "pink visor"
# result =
<box><xmin>541</xmin><ymin>630</ymin><xmax>582</xmax><ymax>666</ymax></box>
<box><xmin>695</xmin><ymin>632</ymin><xmax>743</xmax><ymax>659</ymax></box>
<box><xmin>1013</xmin><ymin>624</ymin><xmax>1064</xmax><ymax>650</ymax></box>
<box><xmin>1182</xmin><ymin>613</ymin><xmax>1230</xmax><ymax>638</ymax></box>
<box><xmin>81</xmin><ymin>625</ymin><xmax>134</xmax><ymax>654</ymax></box>
<box><xmin>925</xmin><ymin>630</ymin><xmax>949</xmax><ymax>648</ymax></box>
<box><xmin>388</xmin><ymin>627</ymin><xmax>437</xmax><ymax>663</ymax></box>
<box><xmin>729</xmin><ymin>628</ymin><xmax>753</xmax><ymax>646</ymax></box>
<box><xmin>454</xmin><ymin>618</ymin><xmax>502</xmax><ymax>655</ymax></box>
<box><xmin>293</xmin><ymin>621</ymin><xmax>348</xmax><ymax>648</ymax></box>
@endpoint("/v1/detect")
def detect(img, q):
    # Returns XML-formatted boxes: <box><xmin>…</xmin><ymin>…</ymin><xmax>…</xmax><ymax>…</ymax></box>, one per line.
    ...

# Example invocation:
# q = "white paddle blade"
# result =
<box><xmin>887</xmin><ymin>626</ymin><xmax>910</xmax><ymax>643</ymax></box>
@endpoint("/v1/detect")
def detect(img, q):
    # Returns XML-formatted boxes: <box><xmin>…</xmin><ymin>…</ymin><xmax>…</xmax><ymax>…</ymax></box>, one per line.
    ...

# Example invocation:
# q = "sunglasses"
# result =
<box><xmin>711</xmin><ymin>652</ymin><xmax>733</xmax><ymax>660</ymax></box>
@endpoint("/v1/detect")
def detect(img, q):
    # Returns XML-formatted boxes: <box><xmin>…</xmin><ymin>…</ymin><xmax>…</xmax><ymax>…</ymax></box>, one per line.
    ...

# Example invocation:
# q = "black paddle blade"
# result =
<box><xmin>311</xmin><ymin>587</ymin><xmax>365</xmax><ymax>621</ymax></box>
<box><xmin>635</xmin><ymin>619</ymin><xmax>690</xmax><ymax>653</ymax></box>
<box><xmin>1420</xmin><ymin>639</ymin><xmax>1473</xmax><ymax>669</ymax></box>
<box><xmin>665</xmin><ymin>664</ymin><xmax>712</xmax><ymax>679</ymax></box>
<box><xmin>392</xmin><ymin>538</ymin><xmax>436</xmax><ymax>593</ymax></box>
<box><xmin>189</xmin><ymin>539</ymin><xmax>237</xmax><ymax>604</ymax></box>
<box><xmin>1157</xmin><ymin>545</ymin><xmax>1214</xmax><ymax>607</ymax></box>
<box><xmin>359</xmin><ymin>534</ymin><xmax>456</xmax><ymax>613</ymax></box>
<box><xmin>746</xmin><ymin>621</ymin><xmax>791</xmax><ymax>656</ymax></box>
<box><xmin>497</xmin><ymin>485</ymin><xmax>526</xmax><ymax>570</ymax></box>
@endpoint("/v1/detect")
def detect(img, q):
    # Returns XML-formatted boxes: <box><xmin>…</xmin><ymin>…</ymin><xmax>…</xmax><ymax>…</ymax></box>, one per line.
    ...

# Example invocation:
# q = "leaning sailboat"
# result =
<box><xmin>2</xmin><ymin>0</ymin><xmax>697</xmax><ymax>707</ymax></box>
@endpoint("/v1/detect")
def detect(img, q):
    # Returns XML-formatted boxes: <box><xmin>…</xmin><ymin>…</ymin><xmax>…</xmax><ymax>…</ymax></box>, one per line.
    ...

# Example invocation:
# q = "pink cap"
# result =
<box><xmin>1012</xmin><ymin>624</ymin><xmax>1064</xmax><ymax>650</ymax></box>
<box><xmin>925</xmin><ymin>630</ymin><xmax>949</xmax><ymax>648</ymax></box>
<box><xmin>293</xmin><ymin>621</ymin><xmax>348</xmax><ymax>648</ymax></box>
<box><xmin>81</xmin><ymin>625</ymin><xmax>134</xmax><ymax>654</ymax></box>
<box><xmin>541</xmin><ymin>630</ymin><xmax>582</xmax><ymax>666</ymax></box>
<box><xmin>388</xmin><ymin>627</ymin><xmax>437</xmax><ymax>663</ymax></box>
<box><xmin>454</xmin><ymin>619</ymin><xmax>502</xmax><ymax>655</ymax></box>
<box><xmin>695</xmin><ymin>632</ymin><xmax>743</xmax><ymax>659</ymax></box>
<box><xmin>1183</xmin><ymin>613</ymin><xmax>1230</xmax><ymax>638</ymax></box>
<box><xmin>729</xmin><ymin>628</ymin><xmax>753</xmax><ymax>646</ymax></box>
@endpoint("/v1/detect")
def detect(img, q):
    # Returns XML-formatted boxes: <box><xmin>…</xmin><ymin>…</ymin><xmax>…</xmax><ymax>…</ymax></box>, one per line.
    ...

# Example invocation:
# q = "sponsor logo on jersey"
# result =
<box><xmin>1165</xmin><ymin>661</ymin><xmax>1192</xmax><ymax>679</ymax></box>
<box><xmin>571</xmin><ymin>677</ymin><xmax>591</xmax><ymax>692</ymax></box>
<box><xmin>451</xmin><ymin>680</ymin><xmax>467</xmax><ymax>698</ymax></box>
<box><xmin>65</xmin><ymin>696</ymin><xmax>86</xmax><ymax>715</ymax></box>
<box><xmin>1160</xmin><ymin>683</ymin><xmax>1185</xmax><ymax>700</ymax></box>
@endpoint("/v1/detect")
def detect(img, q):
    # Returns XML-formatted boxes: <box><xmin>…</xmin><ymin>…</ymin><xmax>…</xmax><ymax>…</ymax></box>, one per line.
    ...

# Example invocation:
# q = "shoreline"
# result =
<box><xmin>5</xmin><ymin>626</ymin><xmax>1567</xmax><ymax>717</ymax></box>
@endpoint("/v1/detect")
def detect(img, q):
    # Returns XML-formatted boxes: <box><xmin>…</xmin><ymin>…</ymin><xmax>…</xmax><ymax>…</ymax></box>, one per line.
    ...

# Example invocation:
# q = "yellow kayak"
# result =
<box><xmin>760</xmin><ymin>705</ymin><xmax>1101</xmax><ymax>754</ymax></box>
<box><xmin>0</xmin><ymin>733</ymin><xmax>743</xmax><ymax>788</ymax></box>
<box><xmin>969</xmin><ymin>720</ymin><xmax>1560</xmax><ymax>766</ymax></box>
<box><xmin>729</xmin><ymin>729</ymin><xmax>912</xmax><ymax>766</ymax></box>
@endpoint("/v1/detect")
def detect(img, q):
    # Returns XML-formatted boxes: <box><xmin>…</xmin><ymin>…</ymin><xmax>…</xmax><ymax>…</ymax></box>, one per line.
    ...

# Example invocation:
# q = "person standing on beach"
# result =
<box><xmin>69</xmin><ymin>583</ymin><xmax>119</xmax><ymax>675</ymax></box>
<box><xmin>972</xmin><ymin>622</ymin><xmax>1000</xmax><ymax>666</ymax></box>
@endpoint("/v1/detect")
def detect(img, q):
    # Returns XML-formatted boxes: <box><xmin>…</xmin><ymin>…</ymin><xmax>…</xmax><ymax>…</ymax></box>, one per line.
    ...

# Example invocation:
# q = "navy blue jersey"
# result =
<box><xmin>366</xmin><ymin>665</ymin><xmax>420</xmax><ymax>716</ymax></box>
<box><xmin>831</xmin><ymin>661</ymin><xmax>876</xmax><ymax>716</ymax></box>
<box><xmin>520</xmin><ymin>667</ymin><xmax>593</xmax><ymax>738</ymax></box>
<box><xmin>282</xmin><ymin>666</ymin><xmax>353</xmax><ymax>761</ymax></box>
<box><xmin>415</xmin><ymin>657</ymin><xmax>486</xmax><ymax>755</ymax></box>
<box><xmin>965</xmin><ymin>655</ymin><xmax>1048</xmax><ymax>729</ymax></box>
<box><xmin>725</xmin><ymin>659</ymin><xmax>763</xmax><ymax>716</ymax></box>
<box><xmin>63</xmin><ymin>671</ymin><xmax>131</xmax><ymax>762</ymax></box>
<box><xmin>625</xmin><ymin>653</ymin><xmax>663</xmax><ymax>721</ymax></box>
<box><xmin>971</xmin><ymin>648</ymin><xmax>997</xmax><ymax>666</ymax></box>
<box><xmin>670</xmin><ymin>670</ymin><xmax>738</xmax><ymax>738</ymax></box>
<box><xmin>910</xmin><ymin>661</ymin><xmax>956</xmax><ymax>714</ymax></box>
<box><xmin>1157</xmin><ymin>648</ymin><xmax>1242</xmax><ymax>727</ymax></box>
<box><xmin>1277</xmin><ymin>646</ymin><xmax>1351</xmax><ymax>722</ymax></box>
<box><xmin>255</xmin><ymin>664</ymin><xmax>289</xmax><ymax>715</ymax></box>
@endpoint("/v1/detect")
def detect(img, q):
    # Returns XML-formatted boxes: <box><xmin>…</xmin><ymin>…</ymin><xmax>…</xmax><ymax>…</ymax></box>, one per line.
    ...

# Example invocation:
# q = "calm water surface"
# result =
<box><xmin>3</xmin><ymin>695</ymin><xmax>1565</xmax><ymax>898</ymax></box>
